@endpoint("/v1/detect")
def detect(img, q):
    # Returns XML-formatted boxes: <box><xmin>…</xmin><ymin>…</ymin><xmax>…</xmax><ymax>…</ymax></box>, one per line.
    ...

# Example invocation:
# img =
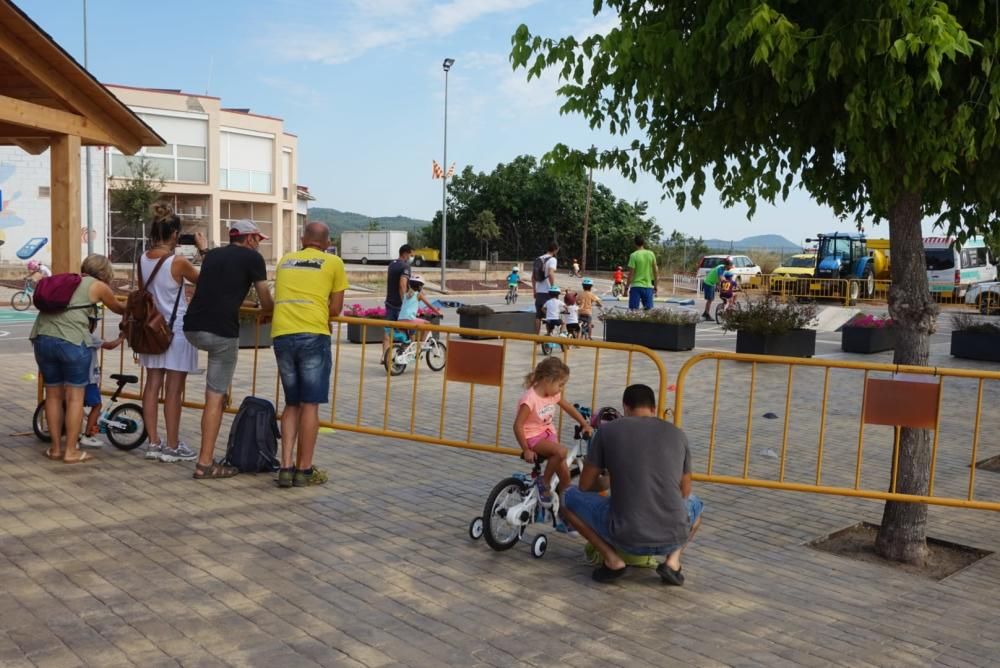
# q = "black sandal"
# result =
<box><xmin>193</xmin><ymin>462</ymin><xmax>239</xmax><ymax>479</ymax></box>
<box><xmin>592</xmin><ymin>565</ymin><xmax>627</xmax><ymax>583</ymax></box>
<box><xmin>656</xmin><ymin>563</ymin><xmax>684</xmax><ymax>586</ymax></box>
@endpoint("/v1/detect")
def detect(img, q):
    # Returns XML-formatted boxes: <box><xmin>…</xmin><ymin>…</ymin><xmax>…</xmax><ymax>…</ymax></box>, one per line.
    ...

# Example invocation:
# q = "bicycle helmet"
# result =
<box><xmin>27</xmin><ymin>260</ymin><xmax>39</xmax><ymax>271</ymax></box>
<box><xmin>548</xmin><ymin>285</ymin><xmax>561</xmax><ymax>294</ymax></box>
<box><xmin>511</xmin><ymin>266</ymin><xmax>518</xmax><ymax>272</ymax></box>
<box><xmin>616</xmin><ymin>265</ymin><xmax>622</xmax><ymax>271</ymax></box>
<box><xmin>590</xmin><ymin>406</ymin><xmax>621</xmax><ymax>429</ymax></box>
<box><xmin>723</xmin><ymin>271</ymin><xmax>734</xmax><ymax>279</ymax></box>
<box><xmin>581</xmin><ymin>277</ymin><xmax>594</xmax><ymax>286</ymax></box>
<box><xmin>409</xmin><ymin>274</ymin><xmax>425</xmax><ymax>289</ymax></box>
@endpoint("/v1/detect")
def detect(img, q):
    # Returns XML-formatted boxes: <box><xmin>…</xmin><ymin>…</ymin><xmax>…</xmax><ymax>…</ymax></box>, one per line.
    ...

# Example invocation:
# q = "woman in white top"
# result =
<box><xmin>139</xmin><ymin>204</ymin><xmax>203</xmax><ymax>463</ymax></box>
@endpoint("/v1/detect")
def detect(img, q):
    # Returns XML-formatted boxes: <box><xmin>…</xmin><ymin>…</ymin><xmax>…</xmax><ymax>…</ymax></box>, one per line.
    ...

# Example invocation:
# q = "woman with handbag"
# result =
<box><xmin>138</xmin><ymin>204</ymin><xmax>204</xmax><ymax>463</ymax></box>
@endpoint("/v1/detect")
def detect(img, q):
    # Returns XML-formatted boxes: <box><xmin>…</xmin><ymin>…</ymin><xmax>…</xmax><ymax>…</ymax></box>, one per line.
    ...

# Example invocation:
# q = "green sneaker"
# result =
<box><xmin>293</xmin><ymin>467</ymin><xmax>329</xmax><ymax>487</ymax></box>
<box><xmin>277</xmin><ymin>468</ymin><xmax>294</xmax><ymax>488</ymax></box>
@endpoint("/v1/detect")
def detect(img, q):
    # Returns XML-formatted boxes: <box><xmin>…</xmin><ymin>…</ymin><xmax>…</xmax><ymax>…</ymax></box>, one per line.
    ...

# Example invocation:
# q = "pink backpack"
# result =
<box><xmin>33</xmin><ymin>274</ymin><xmax>84</xmax><ymax>313</ymax></box>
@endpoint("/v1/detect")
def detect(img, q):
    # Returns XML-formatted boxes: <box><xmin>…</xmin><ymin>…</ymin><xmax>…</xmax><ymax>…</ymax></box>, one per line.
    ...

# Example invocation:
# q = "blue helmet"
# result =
<box><xmin>723</xmin><ymin>272</ymin><xmax>734</xmax><ymax>279</ymax></box>
<box><xmin>581</xmin><ymin>277</ymin><xmax>593</xmax><ymax>286</ymax></box>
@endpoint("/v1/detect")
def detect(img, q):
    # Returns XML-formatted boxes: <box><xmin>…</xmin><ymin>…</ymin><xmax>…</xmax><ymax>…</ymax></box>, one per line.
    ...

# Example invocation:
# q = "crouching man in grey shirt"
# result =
<box><xmin>562</xmin><ymin>383</ymin><xmax>704</xmax><ymax>584</ymax></box>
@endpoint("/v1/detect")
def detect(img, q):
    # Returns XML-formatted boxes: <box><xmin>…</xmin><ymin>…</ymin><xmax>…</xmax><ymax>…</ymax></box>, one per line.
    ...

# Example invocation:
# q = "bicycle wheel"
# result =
<box><xmin>482</xmin><ymin>477</ymin><xmax>530</xmax><ymax>551</ymax></box>
<box><xmin>715</xmin><ymin>302</ymin><xmax>725</xmax><ymax>324</ymax></box>
<box><xmin>105</xmin><ymin>402</ymin><xmax>148</xmax><ymax>450</ymax></box>
<box><xmin>612</xmin><ymin>284</ymin><xmax>623</xmax><ymax>298</ymax></box>
<box><xmin>511</xmin><ymin>289</ymin><xmax>518</xmax><ymax>304</ymax></box>
<box><xmin>11</xmin><ymin>291</ymin><xmax>31</xmax><ymax>311</ymax></box>
<box><xmin>385</xmin><ymin>344</ymin><xmax>407</xmax><ymax>376</ymax></box>
<box><xmin>32</xmin><ymin>401</ymin><xmax>51</xmax><ymax>443</ymax></box>
<box><xmin>425</xmin><ymin>341</ymin><xmax>447</xmax><ymax>371</ymax></box>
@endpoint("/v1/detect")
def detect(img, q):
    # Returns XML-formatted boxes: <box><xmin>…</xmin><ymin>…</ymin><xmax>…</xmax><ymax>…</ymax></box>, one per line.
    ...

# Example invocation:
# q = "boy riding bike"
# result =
<box><xmin>714</xmin><ymin>271</ymin><xmax>741</xmax><ymax>323</ymax></box>
<box><xmin>612</xmin><ymin>266</ymin><xmax>625</xmax><ymax>297</ymax></box>
<box><xmin>506</xmin><ymin>267</ymin><xmax>519</xmax><ymax>303</ymax></box>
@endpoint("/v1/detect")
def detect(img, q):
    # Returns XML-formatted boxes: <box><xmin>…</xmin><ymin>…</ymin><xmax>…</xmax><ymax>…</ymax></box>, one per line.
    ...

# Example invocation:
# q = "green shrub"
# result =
<box><xmin>951</xmin><ymin>313</ymin><xmax>1000</xmax><ymax>336</ymax></box>
<box><xmin>600</xmin><ymin>307</ymin><xmax>701</xmax><ymax>325</ymax></box>
<box><xmin>721</xmin><ymin>297</ymin><xmax>817</xmax><ymax>336</ymax></box>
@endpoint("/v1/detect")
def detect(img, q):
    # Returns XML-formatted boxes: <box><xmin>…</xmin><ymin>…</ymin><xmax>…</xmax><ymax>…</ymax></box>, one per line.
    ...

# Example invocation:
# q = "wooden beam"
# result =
<box><xmin>0</xmin><ymin>93</ymin><xmax>118</xmax><ymax>145</ymax></box>
<box><xmin>50</xmin><ymin>134</ymin><xmax>81</xmax><ymax>274</ymax></box>
<box><xmin>0</xmin><ymin>21</ymin><xmax>146</xmax><ymax>153</ymax></box>
<box><xmin>12</xmin><ymin>138</ymin><xmax>48</xmax><ymax>154</ymax></box>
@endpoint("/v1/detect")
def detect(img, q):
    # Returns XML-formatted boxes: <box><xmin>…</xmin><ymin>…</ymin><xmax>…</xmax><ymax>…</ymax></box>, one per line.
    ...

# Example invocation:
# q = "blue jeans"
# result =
<box><xmin>33</xmin><ymin>335</ymin><xmax>90</xmax><ymax>387</ymax></box>
<box><xmin>628</xmin><ymin>286</ymin><xmax>654</xmax><ymax>310</ymax></box>
<box><xmin>564</xmin><ymin>487</ymin><xmax>704</xmax><ymax>556</ymax></box>
<box><xmin>273</xmin><ymin>334</ymin><xmax>332</xmax><ymax>405</ymax></box>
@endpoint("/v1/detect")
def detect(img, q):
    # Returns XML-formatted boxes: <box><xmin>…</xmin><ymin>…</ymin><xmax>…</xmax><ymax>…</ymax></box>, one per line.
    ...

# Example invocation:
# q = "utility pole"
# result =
<box><xmin>580</xmin><ymin>146</ymin><xmax>595</xmax><ymax>273</ymax></box>
<box><xmin>440</xmin><ymin>58</ymin><xmax>454</xmax><ymax>292</ymax></box>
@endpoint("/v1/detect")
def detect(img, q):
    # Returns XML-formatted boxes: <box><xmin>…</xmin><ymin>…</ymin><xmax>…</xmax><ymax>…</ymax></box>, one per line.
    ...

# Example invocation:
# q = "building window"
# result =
<box><xmin>109</xmin><ymin>112</ymin><xmax>209</xmax><ymax>184</ymax></box>
<box><xmin>281</xmin><ymin>149</ymin><xmax>292</xmax><ymax>201</ymax></box>
<box><xmin>38</xmin><ymin>186</ymin><xmax>50</xmax><ymax>198</ymax></box>
<box><xmin>220</xmin><ymin>130</ymin><xmax>273</xmax><ymax>194</ymax></box>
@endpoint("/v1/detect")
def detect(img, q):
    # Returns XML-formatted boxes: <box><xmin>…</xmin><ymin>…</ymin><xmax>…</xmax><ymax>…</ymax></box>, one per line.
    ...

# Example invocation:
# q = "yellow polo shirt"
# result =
<box><xmin>272</xmin><ymin>248</ymin><xmax>349</xmax><ymax>338</ymax></box>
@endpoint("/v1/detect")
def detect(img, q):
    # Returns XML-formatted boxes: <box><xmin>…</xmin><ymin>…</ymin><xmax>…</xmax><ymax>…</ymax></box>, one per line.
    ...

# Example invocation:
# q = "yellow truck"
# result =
<box><xmin>411</xmin><ymin>248</ymin><xmax>440</xmax><ymax>267</ymax></box>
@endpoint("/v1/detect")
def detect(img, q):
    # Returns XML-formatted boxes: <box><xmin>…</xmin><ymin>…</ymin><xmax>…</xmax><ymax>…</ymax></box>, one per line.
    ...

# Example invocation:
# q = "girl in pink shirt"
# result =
<box><xmin>514</xmin><ymin>358</ymin><xmax>592</xmax><ymax>506</ymax></box>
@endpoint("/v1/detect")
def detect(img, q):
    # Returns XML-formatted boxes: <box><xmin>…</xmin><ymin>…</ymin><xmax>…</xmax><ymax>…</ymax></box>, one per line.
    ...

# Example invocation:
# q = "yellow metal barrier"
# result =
<box><xmin>673</xmin><ymin>351</ymin><xmax>1000</xmax><ymax>510</ymax></box>
<box><xmin>100</xmin><ymin>313</ymin><xmax>670</xmax><ymax>456</ymax></box>
<box><xmin>747</xmin><ymin>275</ymin><xmax>853</xmax><ymax>304</ymax></box>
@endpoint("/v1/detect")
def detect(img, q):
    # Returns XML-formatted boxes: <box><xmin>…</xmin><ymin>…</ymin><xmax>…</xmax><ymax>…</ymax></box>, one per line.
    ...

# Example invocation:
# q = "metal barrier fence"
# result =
<box><xmin>97</xmin><ymin>313</ymin><xmax>670</xmax><ymax>456</ymax></box>
<box><xmin>672</xmin><ymin>351</ymin><xmax>1000</xmax><ymax>511</ymax></box>
<box><xmin>742</xmin><ymin>274</ymin><xmax>982</xmax><ymax>309</ymax></box>
<box><xmin>671</xmin><ymin>274</ymin><xmax>701</xmax><ymax>293</ymax></box>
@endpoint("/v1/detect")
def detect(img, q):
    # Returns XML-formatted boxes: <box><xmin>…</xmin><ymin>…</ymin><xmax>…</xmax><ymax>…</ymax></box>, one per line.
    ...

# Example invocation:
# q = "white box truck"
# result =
<box><xmin>340</xmin><ymin>231</ymin><xmax>408</xmax><ymax>264</ymax></box>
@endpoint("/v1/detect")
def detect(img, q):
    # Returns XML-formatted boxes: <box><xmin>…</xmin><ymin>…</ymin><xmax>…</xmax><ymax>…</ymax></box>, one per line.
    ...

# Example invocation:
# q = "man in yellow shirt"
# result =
<box><xmin>272</xmin><ymin>222</ymin><xmax>349</xmax><ymax>488</ymax></box>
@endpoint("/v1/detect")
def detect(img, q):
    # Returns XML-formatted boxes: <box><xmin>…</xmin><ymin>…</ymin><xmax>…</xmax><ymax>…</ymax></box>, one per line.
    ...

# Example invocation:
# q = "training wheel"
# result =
<box><xmin>469</xmin><ymin>517</ymin><xmax>484</xmax><ymax>540</ymax></box>
<box><xmin>531</xmin><ymin>534</ymin><xmax>547</xmax><ymax>558</ymax></box>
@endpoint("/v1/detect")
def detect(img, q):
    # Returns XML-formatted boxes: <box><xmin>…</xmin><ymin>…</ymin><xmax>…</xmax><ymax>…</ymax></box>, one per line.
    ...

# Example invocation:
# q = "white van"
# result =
<box><xmin>924</xmin><ymin>236</ymin><xmax>997</xmax><ymax>298</ymax></box>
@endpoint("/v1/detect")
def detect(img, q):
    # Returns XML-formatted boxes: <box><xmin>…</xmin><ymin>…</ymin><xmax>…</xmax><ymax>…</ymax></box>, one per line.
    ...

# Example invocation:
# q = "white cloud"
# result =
<box><xmin>262</xmin><ymin>0</ymin><xmax>543</xmax><ymax>65</ymax></box>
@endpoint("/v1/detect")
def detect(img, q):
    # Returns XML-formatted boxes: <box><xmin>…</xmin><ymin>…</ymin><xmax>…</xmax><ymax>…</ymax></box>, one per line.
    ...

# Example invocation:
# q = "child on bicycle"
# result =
<box><xmin>613</xmin><ymin>266</ymin><xmax>624</xmax><ymax>287</ymax></box>
<box><xmin>578</xmin><ymin>278</ymin><xmax>603</xmax><ymax>339</ymax></box>
<box><xmin>79</xmin><ymin>308</ymin><xmax>124</xmax><ymax>448</ymax></box>
<box><xmin>542</xmin><ymin>285</ymin><xmax>565</xmax><ymax>336</ymax></box>
<box><xmin>506</xmin><ymin>267</ymin><xmax>519</xmax><ymax>295</ymax></box>
<box><xmin>564</xmin><ymin>291</ymin><xmax>581</xmax><ymax>338</ymax></box>
<box><xmin>514</xmin><ymin>357</ymin><xmax>593</xmax><ymax>507</ymax></box>
<box><xmin>718</xmin><ymin>271</ymin><xmax>739</xmax><ymax>310</ymax></box>
<box><xmin>397</xmin><ymin>274</ymin><xmax>442</xmax><ymax>345</ymax></box>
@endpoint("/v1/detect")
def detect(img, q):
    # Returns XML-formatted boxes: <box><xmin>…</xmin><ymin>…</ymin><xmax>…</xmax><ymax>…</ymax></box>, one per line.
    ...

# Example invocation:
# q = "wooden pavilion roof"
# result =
<box><xmin>0</xmin><ymin>0</ymin><xmax>163</xmax><ymax>155</ymax></box>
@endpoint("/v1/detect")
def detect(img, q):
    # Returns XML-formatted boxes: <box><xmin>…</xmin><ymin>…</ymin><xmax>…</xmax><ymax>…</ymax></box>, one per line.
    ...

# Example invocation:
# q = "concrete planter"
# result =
<box><xmin>736</xmin><ymin>329</ymin><xmax>816</xmax><ymax>358</ymax></box>
<box><xmin>951</xmin><ymin>330</ymin><xmax>1000</xmax><ymax>362</ymax></box>
<box><xmin>841</xmin><ymin>326</ymin><xmax>895</xmax><ymax>354</ymax></box>
<box><xmin>347</xmin><ymin>319</ymin><xmax>385</xmax><ymax>344</ymax></box>
<box><xmin>603</xmin><ymin>320</ymin><xmax>695</xmax><ymax>351</ymax></box>
<box><xmin>458</xmin><ymin>310</ymin><xmax>536</xmax><ymax>340</ymax></box>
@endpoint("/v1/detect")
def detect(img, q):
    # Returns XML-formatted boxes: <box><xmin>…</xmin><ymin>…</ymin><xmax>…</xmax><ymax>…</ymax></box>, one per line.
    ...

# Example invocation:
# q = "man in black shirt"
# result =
<box><xmin>382</xmin><ymin>244</ymin><xmax>412</xmax><ymax>358</ymax></box>
<box><xmin>184</xmin><ymin>220</ymin><xmax>273</xmax><ymax>479</ymax></box>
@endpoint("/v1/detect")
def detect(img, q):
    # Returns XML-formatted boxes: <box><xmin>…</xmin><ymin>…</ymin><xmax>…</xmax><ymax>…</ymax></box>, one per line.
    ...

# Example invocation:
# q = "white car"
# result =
<box><xmin>965</xmin><ymin>281</ymin><xmax>1000</xmax><ymax>315</ymax></box>
<box><xmin>695</xmin><ymin>254</ymin><xmax>762</xmax><ymax>284</ymax></box>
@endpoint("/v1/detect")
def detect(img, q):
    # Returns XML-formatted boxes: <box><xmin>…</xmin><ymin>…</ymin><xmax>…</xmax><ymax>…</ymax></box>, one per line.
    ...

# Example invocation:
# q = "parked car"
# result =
<box><xmin>772</xmin><ymin>253</ymin><xmax>817</xmax><ymax>277</ymax></box>
<box><xmin>695</xmin><ymin>254</ymin><xmax>762</xmax><ymax>284</ymax></box>
<box><xmin>965</xmin><ymin>281</ymin><xmax>1000</xmax><ymax>315</ymax></box>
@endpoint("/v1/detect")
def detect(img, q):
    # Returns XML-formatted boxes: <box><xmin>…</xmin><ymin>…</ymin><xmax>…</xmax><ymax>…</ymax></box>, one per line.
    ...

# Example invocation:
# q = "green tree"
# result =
<box><xmin>469</xmin><ymin>209</ymin><xmax>501</xmax><ymax>260</ymax></box>
<box><xmin>424</xmin><ymin>155</ymin><xmax>659</xmax><ymax>267</ymax></box>
<box><xmin>367</xmin><ymin>219</ymin><xmax>381</xmax><ymax>231</ymax></box>
<box><xmin>657</xmin><ymin>231</ymin><xmax>710</xmax><ymax>275</ymax></box>
<box><xmin>108</xmin><ymin>157</ymin><xmax>163</xmax><ymax>284</ymax></box>
<box><xmin>512</xmin><ymin>2</ymin><xmax>1000</xmax><ymax>564</ymax></box>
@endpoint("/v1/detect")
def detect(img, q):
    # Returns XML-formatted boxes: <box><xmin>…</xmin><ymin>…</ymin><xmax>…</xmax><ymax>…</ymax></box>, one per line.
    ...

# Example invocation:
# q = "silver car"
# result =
<box><xmin>965</xmin><ymin>281</ymin><xmax>1000</xmax><ymax>315</ymax></box>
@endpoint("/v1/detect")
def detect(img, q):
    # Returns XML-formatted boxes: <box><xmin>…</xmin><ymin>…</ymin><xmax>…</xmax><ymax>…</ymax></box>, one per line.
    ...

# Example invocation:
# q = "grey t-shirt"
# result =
<box><xmin>587</xmin><ymin>416</ymin><xmax>692</xmax><ymax>549</ymax></box>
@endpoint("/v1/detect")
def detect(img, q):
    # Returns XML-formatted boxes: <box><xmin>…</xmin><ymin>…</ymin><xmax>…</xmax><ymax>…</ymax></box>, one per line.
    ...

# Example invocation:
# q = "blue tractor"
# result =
<box><xmin>803</xmin><ymin>233</ymin><xmax>877</xmax><ymax>301</ymax></box>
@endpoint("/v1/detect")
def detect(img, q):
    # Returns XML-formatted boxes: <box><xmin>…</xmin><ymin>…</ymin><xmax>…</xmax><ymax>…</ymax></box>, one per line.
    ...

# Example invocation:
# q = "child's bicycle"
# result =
<box><xmin>505</xmin><ymin>283</ymin><xmax>518</xmax><ymax>305</ymax></box>
<box><xmin>11</xmin><ymin>276</ymin><xmax>35</xmax><ymax>311</ymax></box>
<box><xmin>33</xmin><ymin>374</ymin><xmax>148</xmax><ymax>450</ymax></box>
<box><xmin>714</xmin><ymin>290</ymin><xmax>745</xmax><ymax>324</ymax></box>
<box><xmin>611</xmin><ymin>282</ymin><xmax>625</xmax><ymax>298</ymax></box>
<box><xmin>469</xmin><ymin>405</ymin><xmax>618</xmax><ymax>558</ymax></box>
<box><xmin>384</xmin><ymin>328</ymin><xmax>447</xmax><ymax>376</ymax></box>
<box><xmin>540</xmin><ymin>325</ymin><xmax>569</xmax><ymax>356</ymax></box>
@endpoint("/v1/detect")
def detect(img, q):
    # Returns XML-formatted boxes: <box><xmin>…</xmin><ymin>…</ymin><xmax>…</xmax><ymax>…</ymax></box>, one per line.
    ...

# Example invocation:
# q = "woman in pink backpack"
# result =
<box><xmin>30</xmin><ymin>255</ymin><xmax>124</xmax><ymax>463</ymax></box>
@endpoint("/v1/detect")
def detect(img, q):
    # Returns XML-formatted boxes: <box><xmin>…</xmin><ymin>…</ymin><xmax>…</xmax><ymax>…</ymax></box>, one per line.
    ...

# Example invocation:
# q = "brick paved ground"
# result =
<box><xmin>2</xmin><ymin>318</ymin><xmax>1000</xmax><ymax>667</ymax></box>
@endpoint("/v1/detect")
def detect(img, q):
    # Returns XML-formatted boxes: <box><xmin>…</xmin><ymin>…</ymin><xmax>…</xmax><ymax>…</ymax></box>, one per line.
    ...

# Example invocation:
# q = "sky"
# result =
<box><xmin>16</xmin><ymin>0</ymin><xmax>934</xmax><ymax>244</ymax></box>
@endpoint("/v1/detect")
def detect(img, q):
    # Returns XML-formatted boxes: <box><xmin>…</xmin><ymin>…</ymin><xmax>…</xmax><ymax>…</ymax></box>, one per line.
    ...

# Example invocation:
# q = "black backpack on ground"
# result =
<box><xmin>223</xmin><ymin>396</ymin><xmax>280</xmax><ymax>473</ymax></box>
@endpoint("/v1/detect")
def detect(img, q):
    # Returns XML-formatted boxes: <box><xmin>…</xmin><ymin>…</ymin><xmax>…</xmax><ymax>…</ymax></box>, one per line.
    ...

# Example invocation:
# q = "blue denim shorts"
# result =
<box><xmin>628</xmin><ymin>286</ymin><xmax>654</xmax><ymax>310</ymax></box>
<box><xmin>564</xmin><ymin>487</ymin><xmax>704</xmax><ymax>556</ymax></box>
<box><xmin>703</xmin><ymin>283</ymin><xmax>716</xmax><ymax>300</ymax></box>
<box><xmin>33</xmin><ymin>335</ymin><xmax>91</xmax><ymax>387</ymax></box>
<box><xmin>84</xmin><ymin>383</ymin><xmax>102</xmax><ymax>407</ymax></box>
<box><xmin>273</xmin><ymin>333</ymin><xmax>332</xmax><ymax>405</ymax></box>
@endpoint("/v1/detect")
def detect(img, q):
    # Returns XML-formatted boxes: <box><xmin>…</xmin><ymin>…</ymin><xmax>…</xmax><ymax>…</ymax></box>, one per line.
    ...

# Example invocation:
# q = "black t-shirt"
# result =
<box><xmin>183</xmin><ymin>244</ymin><xmax>267</xmax><ymax>338</ymax></box>
<box><xmin>385</xmin><ymin>258</ymin><xmax>411</xmax><ymax>308</ymax></box>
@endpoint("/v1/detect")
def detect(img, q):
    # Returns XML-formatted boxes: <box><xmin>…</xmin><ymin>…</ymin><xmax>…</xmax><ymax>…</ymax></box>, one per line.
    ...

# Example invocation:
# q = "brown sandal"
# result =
<box><xmin>193</xmin><ymin>461</ymin><xmax>239</xmax><ymax>479</ymax></box>
<box><xmin>44</xmin><ymin>448</ymin><xmax>63</xmax><ymax>460</ymax></box>
<box><xmin>63</xmin><ymin>452</ymin><xmax>93</xmax><ymax>464</ymax></box>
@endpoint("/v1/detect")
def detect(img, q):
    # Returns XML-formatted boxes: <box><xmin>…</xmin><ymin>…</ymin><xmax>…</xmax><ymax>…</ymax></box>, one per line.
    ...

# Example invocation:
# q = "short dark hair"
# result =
<box><xmin>399</xmin><ymin>244</ymin><xmax>413</xmax><ymax>255</ymax></box>
<box><xmin>724</xmin><ymin>258</ymin><xmax>733</xmax><ymax>267</ymax></box>
<box><xmin>622</xmin><ymin>384</ymin><xmax>656</xmax><ymax>410</ymax></box>
<box><xmin>634</xmin><ymin>235</ymin><xmax>645</xmax><ymax>247</ymax></box>
<box><xmin>547</xmin><ymin>241</ymin><xmax>559</xmax><ymax>253</ymax></box>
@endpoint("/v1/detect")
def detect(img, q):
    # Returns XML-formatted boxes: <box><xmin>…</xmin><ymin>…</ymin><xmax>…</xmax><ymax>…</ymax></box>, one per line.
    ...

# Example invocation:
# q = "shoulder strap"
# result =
<box><xmin>138</xmin><ymin>254</ymin><xmax>170</xmax><ymax>290</ymax></box>
<box><xmin>167</xmin><ymin>273</ymin><xmax>183</xmax><ymax>328</ymax></box>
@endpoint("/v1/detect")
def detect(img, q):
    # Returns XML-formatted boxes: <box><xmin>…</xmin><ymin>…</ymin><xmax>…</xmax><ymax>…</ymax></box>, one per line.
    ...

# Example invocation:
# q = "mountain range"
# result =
<box><xmin>309</xmin><ymin>208</ymin><xmax>430</xmax><ymax>240</ymax></box>
<box><xmin>701</xmin><ymin>234</ymin><xmax>801</xmax><ymax>251</ymax></box>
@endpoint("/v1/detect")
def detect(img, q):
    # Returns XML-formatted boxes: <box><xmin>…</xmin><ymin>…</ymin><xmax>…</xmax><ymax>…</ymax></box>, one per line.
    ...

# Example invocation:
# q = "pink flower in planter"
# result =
<box><xmin>846</xmin><ymin>313</ymin><xmax>893</xmax><ymax>329</ymax></box>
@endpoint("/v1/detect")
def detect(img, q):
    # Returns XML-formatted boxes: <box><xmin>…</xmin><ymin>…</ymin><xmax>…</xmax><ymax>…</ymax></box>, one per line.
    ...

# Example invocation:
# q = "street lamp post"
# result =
<box><xmin>440</xmin><ymin>57</ymin><xmax>454</xmax><ymax>292</ymax></box>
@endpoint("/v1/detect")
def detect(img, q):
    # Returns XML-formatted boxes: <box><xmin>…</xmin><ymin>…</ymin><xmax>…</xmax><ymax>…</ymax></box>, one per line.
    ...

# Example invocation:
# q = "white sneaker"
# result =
<box><xmin>144</xmin><ymin>442</ymin><xmax>163</xmax><ymax>460</ymax></box>
<box><xmin>159</xmin><ymin>441</ymin><xmax>197</xmax><ymax>463</ymax></box>
<box><xmin>78</xmin><ymin>434</ymin><xmax>105</xmax><ymax>449</ymax></box>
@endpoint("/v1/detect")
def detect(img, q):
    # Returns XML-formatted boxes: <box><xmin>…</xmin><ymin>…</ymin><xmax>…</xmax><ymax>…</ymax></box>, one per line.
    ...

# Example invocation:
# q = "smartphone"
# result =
<box><xmin>178</xmin><ymin>233</ymin><xmax>196</xmax><ymax>245</ymax></box>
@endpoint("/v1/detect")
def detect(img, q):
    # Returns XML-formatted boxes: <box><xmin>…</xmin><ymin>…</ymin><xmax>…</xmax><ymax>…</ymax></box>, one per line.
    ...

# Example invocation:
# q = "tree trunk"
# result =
<box><xmin>875</xmin><ymin>191</ymin><xmax>939</xmax><ymax>565</ymax></box>
<box><xmin>581</xmin><ymin>166</ymin><xmax>593</xmax><ymax>272</ymax></box>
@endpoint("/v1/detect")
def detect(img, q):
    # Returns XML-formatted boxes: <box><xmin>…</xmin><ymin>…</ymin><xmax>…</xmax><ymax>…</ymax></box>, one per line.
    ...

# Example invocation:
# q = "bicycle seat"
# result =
<box><xmin>110</xmin><ymin>373</ymin><xmax>139</xmax><ymax>384</ymax></box>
